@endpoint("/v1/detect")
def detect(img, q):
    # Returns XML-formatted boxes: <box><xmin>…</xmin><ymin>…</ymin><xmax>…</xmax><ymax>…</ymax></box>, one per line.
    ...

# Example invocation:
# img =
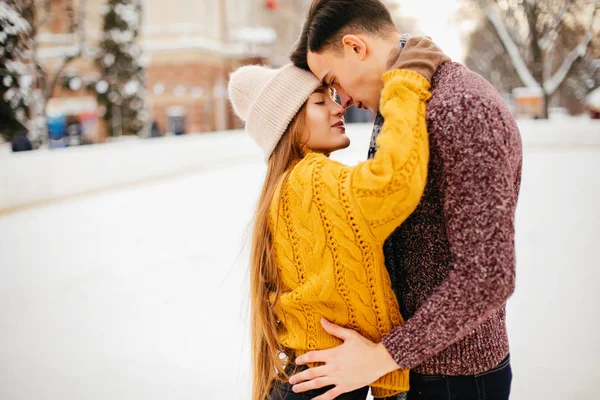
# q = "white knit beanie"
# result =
<box><xmin>228</xmin><ymin>64</ymin><xmax>321</xmax><ymax>162</ymax></box>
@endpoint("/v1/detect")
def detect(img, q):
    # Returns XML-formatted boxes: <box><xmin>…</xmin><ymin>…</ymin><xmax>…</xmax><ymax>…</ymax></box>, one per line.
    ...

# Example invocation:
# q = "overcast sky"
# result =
<box><xmin>397</xmin><ymin>0</ymin><xmax>467</xmax><ymax>62</ymax></box>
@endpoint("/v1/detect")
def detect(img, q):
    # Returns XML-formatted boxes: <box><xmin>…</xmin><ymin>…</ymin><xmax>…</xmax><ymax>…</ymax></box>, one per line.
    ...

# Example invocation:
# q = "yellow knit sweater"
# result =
<box><xmin>269</xmin><ymin>69</ymin><xmax>431</xmax><ymax>397</ymax></box>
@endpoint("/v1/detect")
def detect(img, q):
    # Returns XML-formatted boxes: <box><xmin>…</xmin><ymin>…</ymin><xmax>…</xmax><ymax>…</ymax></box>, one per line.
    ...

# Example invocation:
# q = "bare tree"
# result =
<box><xmin>462</xmin><ymin>0</ymin><xmax>600</xmax><ymax>117</ymax></box>
<box><xmin>465</xmin><ymin>18</ymin><xmax>521</xmax><ymax>97</ymax></box>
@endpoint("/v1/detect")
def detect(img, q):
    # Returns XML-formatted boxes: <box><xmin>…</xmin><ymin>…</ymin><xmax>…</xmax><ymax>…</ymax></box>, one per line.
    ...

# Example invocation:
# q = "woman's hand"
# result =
<box><xmin>387</xmin><ymin>36</ymin><xmax>451</xmax><ymax>82</ymax></box>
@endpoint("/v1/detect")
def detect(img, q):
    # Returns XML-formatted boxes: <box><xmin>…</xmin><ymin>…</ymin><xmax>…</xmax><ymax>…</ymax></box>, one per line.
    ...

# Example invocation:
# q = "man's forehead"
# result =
<box><xmin>319</xmin><ymin>71</ymin><xmax>331</xmax><ymax>87</ymax></box>
<box><xmin>307</xmin><ymin>51</ymin><xmax>331</xmax><ymax>83</ymax></box>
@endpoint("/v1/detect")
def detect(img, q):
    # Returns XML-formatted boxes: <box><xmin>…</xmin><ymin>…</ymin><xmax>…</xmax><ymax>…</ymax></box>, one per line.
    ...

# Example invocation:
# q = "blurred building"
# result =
<box><xmin>512</xmin><ymin>87</ymin><xmax>545</xmax><ymax>120</ymax></box>
<box><xmin>34</xmin><ymin>0</ymin><xmax>106</xmax><ymax>143</ymax></box>
<box><xmin>32</xmin><ymin>0</ymin><xmax>419</xmax><ymax>138</ymax></box>
<box><xmin>142</xmin><ymin>0</ymin><xmax>273</xmax><ymax>134</ymax></box>
<box><xmin>36</xmin><ymin>0</ymin><xmax>274</xmax><ymax>138</ymax></box>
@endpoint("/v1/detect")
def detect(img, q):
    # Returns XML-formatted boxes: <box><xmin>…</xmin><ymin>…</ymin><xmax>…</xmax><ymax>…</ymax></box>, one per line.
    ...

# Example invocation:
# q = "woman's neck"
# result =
<box><xmin>301</xmin><ymin>146</ymin><xmax>330</xmax><ymax>158</ymax></box>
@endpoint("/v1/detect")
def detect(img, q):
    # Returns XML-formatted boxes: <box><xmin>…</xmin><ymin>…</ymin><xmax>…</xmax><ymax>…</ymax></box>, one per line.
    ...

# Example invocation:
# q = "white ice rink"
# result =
<box><xmin>1</xmin><ymin>122</ymin><xmax>599</xmax><ymax>400</ymax></box>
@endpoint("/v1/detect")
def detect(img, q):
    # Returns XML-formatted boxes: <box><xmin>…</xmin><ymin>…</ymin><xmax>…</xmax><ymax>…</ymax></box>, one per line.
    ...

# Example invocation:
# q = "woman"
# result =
<box><xmin>228</xmin><ymin>39</ymin><xmax>447</xmax><ymax>400</ymax></box>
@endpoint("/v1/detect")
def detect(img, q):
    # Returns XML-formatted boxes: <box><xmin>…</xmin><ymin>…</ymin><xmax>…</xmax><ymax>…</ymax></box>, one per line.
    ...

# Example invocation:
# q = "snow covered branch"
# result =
<box><xmin>540</xmin><ymin>1</ymin><xmax>569</xmax><ymax>50</ymax></box>
<box><xmin>485</xmin><ymin>3</ymin><xmax>540</xmax><ymax>88</ymax></box>
<box><xmin>486</xmin><ymin>0</ymin><xmax>600</xmax><ymax>95</ymax></box>
<box><xmin>542</xmin><ymin>1</ymin><xmax>570</xmax><ymax>80</ymax></box>
<box><xmin>544</xmin><ymin>0</ymin><xmax>599</xmax><ymax>95</ymax></box>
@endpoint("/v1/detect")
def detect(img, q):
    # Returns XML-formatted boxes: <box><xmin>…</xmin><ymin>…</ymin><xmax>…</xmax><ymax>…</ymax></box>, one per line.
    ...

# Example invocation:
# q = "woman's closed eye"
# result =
<box><xmin>314</xmin><ymin>95</ymin><xmax>326</xmax><ymax>105</ymax></box>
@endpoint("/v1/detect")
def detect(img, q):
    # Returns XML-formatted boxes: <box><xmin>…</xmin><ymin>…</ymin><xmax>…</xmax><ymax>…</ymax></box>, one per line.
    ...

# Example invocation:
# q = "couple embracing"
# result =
<box><xmin>227</xmin><ymin>1</ymin><xmax>522</xmax><ymax>399</ymax></box>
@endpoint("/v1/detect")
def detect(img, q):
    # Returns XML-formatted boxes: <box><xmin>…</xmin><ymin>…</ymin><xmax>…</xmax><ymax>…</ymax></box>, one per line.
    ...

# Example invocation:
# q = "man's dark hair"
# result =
<box><xmin>291</xmin><ymin>0</ymin><xmax>396</xmax><ymax>70</ymax></box>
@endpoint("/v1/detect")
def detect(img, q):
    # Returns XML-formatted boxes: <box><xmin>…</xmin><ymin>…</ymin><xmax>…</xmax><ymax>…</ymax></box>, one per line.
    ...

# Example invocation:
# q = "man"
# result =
<box><xmin>287</xmin><ymin>1</ymin><xmax>522</xmax><ymax>399</ymax></box>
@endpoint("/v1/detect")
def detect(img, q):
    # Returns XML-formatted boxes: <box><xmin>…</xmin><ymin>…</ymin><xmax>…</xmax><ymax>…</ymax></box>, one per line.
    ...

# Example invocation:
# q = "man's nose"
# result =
<box><xmin>337</xmin><ymin>91</ymin><xmax>353</xmax><ymax>109</ymax></box>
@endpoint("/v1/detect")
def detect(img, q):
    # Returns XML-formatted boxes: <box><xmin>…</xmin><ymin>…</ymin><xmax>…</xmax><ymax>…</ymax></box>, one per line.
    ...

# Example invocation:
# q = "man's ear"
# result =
<box><xmin>341</xmin><ymin>34</ymin><xmax>367</xmax><ymax>60</ymax></box>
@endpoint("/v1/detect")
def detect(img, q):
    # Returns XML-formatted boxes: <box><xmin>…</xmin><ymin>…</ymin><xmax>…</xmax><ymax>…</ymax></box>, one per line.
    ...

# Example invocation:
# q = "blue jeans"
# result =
<box><xmin>404</xmin><ymin>354</ymin><xmax>512</xmax><ymax>400</ymax></box>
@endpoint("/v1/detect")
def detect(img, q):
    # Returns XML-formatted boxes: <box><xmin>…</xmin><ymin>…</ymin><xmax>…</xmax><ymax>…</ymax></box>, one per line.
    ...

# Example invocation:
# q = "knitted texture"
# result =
<box><xmin>228</xmin><ymin>64</ymin><xmax>321</xmax><ymax>162</ymax></box>
<box><xmin>269</xmin><ymin>70</ymin><xmax>431</xmax><ymax>398</ymax></box>
<box><xmin>387</xmin><ymin>37</ymin><xmax>451</xmax><ymax>82</ymax></box>
<box><xmin>372</xmin><ymin>62</ymin><xmax>523</xmax><ymax>375</ymax></box>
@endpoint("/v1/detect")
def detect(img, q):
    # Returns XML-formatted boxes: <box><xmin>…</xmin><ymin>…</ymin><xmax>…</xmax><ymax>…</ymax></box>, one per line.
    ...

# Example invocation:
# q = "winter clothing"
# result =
<box><xmin>269</xmin><ymin>364</ymin><xmax>369</xmax><ymax>400</ymax></box>
<box><xmin>386</xmin><ymin>37</ymin><xmax>451</xmax><ymax>82</ymax></box>
<box><xmin>269</xmin><ymin>69</ymin><xmax>431</xmax><ymax>398</ymax></box>
<box><xmin>406</xmin><ymin>355</ymin><xmax>512</xmax><ymax>400</ymax></box>
<box><xmin>368</xmin><ymin>61</ymin><xmax>523</xmax><ymax>376</ymax></box>
<box><xmin>228</xmin><ymin>64</ymin><xmax>321</xmax><ymax>162</ymax></box>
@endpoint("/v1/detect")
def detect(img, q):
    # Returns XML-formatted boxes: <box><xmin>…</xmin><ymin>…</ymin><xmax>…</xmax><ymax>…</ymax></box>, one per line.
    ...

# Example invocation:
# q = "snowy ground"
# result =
<box><xmin>0</xmin><ymin>122</ymin><xmax>599</xmax><ymax>400</ymax></box>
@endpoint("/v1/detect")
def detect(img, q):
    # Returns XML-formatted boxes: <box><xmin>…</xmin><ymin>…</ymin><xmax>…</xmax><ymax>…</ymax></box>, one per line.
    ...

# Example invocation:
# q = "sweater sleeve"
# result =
<box><xmin>347</xmin><ymin>69</ymin><xmax>431</xmax><ymax>242</ymax></box>
<box><xmin>380</xmin><ymin>94</ymin><xmax>518</xmax><ymax>370</ymax></box>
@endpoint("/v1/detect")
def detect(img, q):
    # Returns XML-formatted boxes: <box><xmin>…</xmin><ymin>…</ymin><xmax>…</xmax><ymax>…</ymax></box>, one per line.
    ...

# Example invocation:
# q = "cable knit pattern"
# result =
<box><xmin>269</xmin><ymin>70</ymin><xmax>430</xmax><ymax>398</ymax></box>
<box><xmin>378</xmin><ymin>62</ymin><xmax>523</xmax><ymax>376</ymax></box>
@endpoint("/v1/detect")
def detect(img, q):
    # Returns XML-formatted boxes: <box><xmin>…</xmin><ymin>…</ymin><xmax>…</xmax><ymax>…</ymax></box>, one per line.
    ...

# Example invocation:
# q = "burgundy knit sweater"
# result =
<box><xmin>379</xmin><ymin>62</ymin><xmax>523</xmax><ymax>375</ymax></box>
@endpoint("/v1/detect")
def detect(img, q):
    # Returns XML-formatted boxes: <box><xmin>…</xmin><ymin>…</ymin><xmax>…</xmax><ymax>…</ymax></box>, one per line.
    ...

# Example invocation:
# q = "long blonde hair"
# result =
<box><xmin>250</xmin><ymin>104</ymin><xmax>308</xmax><ymax>400</ymax></box>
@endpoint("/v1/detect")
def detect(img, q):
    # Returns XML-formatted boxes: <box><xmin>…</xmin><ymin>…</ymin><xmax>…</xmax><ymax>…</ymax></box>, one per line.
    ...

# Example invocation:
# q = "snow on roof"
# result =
<box><xmin>513</xmin><ymin>86</ymin><xmax>544</xmax><ymax>98</ymax></box>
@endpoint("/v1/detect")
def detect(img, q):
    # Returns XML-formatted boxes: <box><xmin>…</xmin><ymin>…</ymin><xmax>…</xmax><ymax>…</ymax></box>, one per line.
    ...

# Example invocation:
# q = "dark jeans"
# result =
<box><xmin>404</xmin><ymin>354</ymin><xmax>512</xmax><ymax>400</ymax></box>
<box><xmin>267</xmin><ymin>380</ymin><xmax>369</xmax><ymax>400</ymax></box>
<box><xmin>267</xmin><ymin>363</ymin><xmax>369</xmax><ymax>400</ymax></box>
